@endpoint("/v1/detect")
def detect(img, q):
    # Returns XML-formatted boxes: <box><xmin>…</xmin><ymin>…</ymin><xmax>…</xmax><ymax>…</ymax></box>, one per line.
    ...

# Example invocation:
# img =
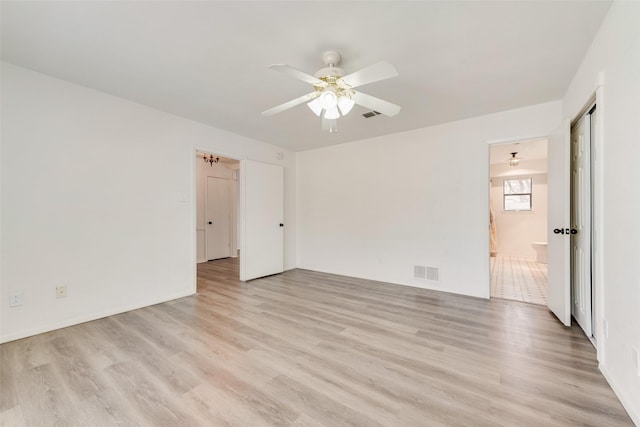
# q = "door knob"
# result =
<box><xmin>208</xmin><ymin>221</ymin><xmax>213</xmax><ymax>225</ymax></box>
<box><xmin>279</xmin><ymin>223</ymin><xmax>284</xmax><ymax>227</ymax></box>
<box><xmin>553</xmin><ymin>228</ymin><xmax>577</xmax><ymax>235</ymax></box>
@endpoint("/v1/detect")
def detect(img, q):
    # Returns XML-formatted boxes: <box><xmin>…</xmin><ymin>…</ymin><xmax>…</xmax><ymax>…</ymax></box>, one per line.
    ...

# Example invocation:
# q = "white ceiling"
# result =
<box><xmin>1</xmin><ymin>1</ymin><xmax>611</xmax><ymax>152</ymax></box>
<box><xmin>490</xmin><ymin>138</ymin><xmax>548</xmax><ymax>165</ymax></box>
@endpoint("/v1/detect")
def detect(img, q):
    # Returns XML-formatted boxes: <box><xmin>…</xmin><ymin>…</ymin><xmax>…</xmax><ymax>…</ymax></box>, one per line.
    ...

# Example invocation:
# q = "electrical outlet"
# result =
<box><xmin>602</xmin><ymin>319</ymin><xmax>609</xmax><ymax>339</ymax></box>
<box><xmin>9</xmin><ymin>293</ymin><xmax>24</xmax><ymax>307</ymax></box>
<box><xmin>633</xmin><ymin>347</ymin><xmax>640</xmax><ymax>377</ymax></box>
<box><xmin>56</xmin><ymin>285</ymin><xmax>67</xmax><ymax>299</ymax></box>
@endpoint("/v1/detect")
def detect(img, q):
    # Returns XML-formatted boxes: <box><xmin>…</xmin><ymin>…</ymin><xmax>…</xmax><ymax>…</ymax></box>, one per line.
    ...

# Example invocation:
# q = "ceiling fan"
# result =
<box><xmin>261</xmin><ymin>50</ymin><xmax>401</xmax><ymax>132</ymax></box>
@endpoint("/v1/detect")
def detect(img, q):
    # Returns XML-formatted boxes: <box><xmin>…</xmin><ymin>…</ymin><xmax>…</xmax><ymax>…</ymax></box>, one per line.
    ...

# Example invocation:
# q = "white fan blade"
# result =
<box><xmin>352</xmin><ymin>91</ymin><xmax>401</xmax><ymax>117</ymax></box>
<box><xmin>339</xmin><ymin>62</ymin><xmax>398</xmax><ymax>89</ymax></box>
<box><xmin>261</xmin><ymin>92</ymin><xmax>319</xmax><ymax>117</ymax></box>
<box><xmin>269</xmin><ymin>64</ymin><xmax>324</xmax><ymax>85</ymax></box>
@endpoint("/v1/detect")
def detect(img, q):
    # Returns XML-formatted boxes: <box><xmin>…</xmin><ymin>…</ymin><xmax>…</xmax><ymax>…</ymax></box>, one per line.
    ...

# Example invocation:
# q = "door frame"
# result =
<box><xmin>570</xmin><ymin>101</ymin><xmax>596</xmax><ymax>342</ymax></box>
<box><xmin>564</xmin><ymin>72</ymin><xmax>605</xmax><ymax>365</ymax></box>
<box><xmin>592</xmin><ymin>86</ymin><xmax>605</xmax><ymax>365</ymax></box>
<box><xmin>486</xmin><ymin>134</ymin><xmax>550</xmax><ymax>299</ymax></box>
<box><xmin>484</xmin><ymin>82</ymin><xmax>605</xmax><ymax>365</ymax></box>
<box><xmin>570</xmin><ymin>94</ymin><xmax>604</xmax><ymax>363</ymax></box>
<box><xmin>191</xmin><ymin>146</ymin><xmax>244</xmax><ymax>290</ymax></box>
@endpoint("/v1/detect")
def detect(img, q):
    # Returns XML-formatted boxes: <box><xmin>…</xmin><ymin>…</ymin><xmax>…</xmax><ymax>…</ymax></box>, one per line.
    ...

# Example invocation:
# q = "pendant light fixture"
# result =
<box><xmin>508</xmin><ymin>152</ymin><xmax>521</xmax><ymax>167</ymax></box>
<box><xmin>204</xmin><ymin>154</ymin><xmax>219</xmax><ymax>166</ymax></box>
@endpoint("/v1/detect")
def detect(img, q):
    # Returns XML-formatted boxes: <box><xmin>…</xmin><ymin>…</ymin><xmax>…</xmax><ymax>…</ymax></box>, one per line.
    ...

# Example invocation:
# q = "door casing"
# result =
<box><xmin>570</xmin><ymin>107</ymin><xmax>596</xmax><ymax>341</ymax></box>
<box><xmin>485</xmin><ymin>84</ymin><xmax>605</xmax><ymax>364</ymax></box>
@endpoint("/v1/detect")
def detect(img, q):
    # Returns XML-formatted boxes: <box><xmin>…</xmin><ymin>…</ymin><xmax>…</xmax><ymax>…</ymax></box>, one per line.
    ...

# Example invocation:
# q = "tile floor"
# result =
<box><xmin>490</xmin><ymin>254</ymin><xmax>548</xmax><ymax>305</ymax></box>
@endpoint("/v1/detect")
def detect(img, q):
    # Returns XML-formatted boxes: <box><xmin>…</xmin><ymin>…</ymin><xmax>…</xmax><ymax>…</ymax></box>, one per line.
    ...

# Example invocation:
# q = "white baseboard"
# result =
<box><xmin>600</xmin><ymin>363</ymin><xmax>640</xmax><ymax>426</ymax></box>
<box><xmin>0</xmin><ymin>289</ymin><xmax>195</xmax><ymax>344</ymax></box>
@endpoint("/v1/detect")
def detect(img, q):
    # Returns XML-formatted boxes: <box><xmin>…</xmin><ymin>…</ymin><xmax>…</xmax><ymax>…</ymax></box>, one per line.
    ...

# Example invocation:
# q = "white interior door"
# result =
<box><xmin>571</xmin><ymin>113</ymin><xmax>593</xmax><ymax>337</ymax></box>
<box><xmin>547</xmin><ymin>120</ymin><xmax>571</xmax><ymax>326</ymax></box>
<box><xmin>206</xmin><ymin>176</ymin><xmax>231</xmax><ymax>260</ymax></box>
<box><xmin>240</xmin><ymin>160</ymin><xmax>284</xmax><ymax>281</ymax></box>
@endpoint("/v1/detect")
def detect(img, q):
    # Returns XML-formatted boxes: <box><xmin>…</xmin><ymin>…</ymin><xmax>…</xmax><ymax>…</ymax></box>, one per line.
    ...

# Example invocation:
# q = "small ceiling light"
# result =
<box><xmin>509</xmin><ymin>152</ymin><xmax>521</xmax><ymax>167</ymax></box>
<box><xmin>307</xmin><ymin>97</ymin><xmax>323</xmax><ymax>116</ymax></box>
<box><xmin>319</xmin><ymin>86</ymin><xmax>338</xmax><ymax>110</ymax></box>
<box><xmin>204</xmin><ymin>154</ymin><xmax>219</xmax><ymax>166</ymax></box>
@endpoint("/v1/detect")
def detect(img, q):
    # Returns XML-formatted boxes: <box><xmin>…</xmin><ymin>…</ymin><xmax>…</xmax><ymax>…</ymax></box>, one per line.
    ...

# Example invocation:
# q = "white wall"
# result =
<box><xmin>195</xmin><ymin>157</ymin><xmax>238</xmax><ymax>263</ymax></box>
<box><xmin>0</xmin><ymin>63</ymin><xmax>296</xmax><ymax>343</ymax></box>
<box><xmin>562</xmin><ymin>2</ymin><xmax>640</xmax><ymax>423</ymax></box>
<box><xmin>297</xmin><ymin>101</ymin><xmax>561</xmax><ymax>298</ymax></box>
<box><xmin>490</xmin><ymin>170</ymin><xmax>548</xmax><ymax>259</ymax></box>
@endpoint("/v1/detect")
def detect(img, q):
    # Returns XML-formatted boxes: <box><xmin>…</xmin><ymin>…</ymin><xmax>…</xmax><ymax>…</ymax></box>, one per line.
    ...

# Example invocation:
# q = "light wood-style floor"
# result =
<box><xmin>1</xmin><ymin>258</ymin><xmax>632</xmax><ymax>426</ymax></box>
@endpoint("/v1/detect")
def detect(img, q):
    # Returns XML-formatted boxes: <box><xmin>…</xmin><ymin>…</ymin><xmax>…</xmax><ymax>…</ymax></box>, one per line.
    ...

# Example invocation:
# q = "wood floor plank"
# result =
<box><xmin>0</xmin><ymin>405</ymin><xmax>25</xmax><ymax>427</ymax></box>
<box><xmin>0</xmin><ymin>257</ymin><xmax>633</xmax><ymax>426</ymax></box>
<box><xmin>46</xmin><ymin>336</ymin><xmax>107</xmax><ymax>403</ymax></box>
<box><xmin>173</xmin><ymin>351</ymin><xmax>300</xmax><ymax>425</ymax></box>
<box><xmin>265</xmin><ymin>374</ymin><xmax>386</xmax><ymax>427</ymax></box>
<box><xmin>180</xmin><ymin>382</ymin><xmax>277</xmax><ymax>427</ymax></box>
<box><xmin>249</xmin><ymin>347</ymin><xmax>402</xmax><ymax>425</ymax></box>
<box><xmin>11</xmin><ymin>363</ymin><xmax>76</xmax><ymax>426</ymax></box>
<box><xmin>104</xmin><ymin>361</ymin><xmax>199</xmax><ymax>426</ymax></box>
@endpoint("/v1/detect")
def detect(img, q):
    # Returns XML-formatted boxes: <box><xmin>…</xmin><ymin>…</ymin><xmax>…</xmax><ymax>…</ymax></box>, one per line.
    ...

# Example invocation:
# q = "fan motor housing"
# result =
<box><xmin>314</xmin><ymin>67</ymin><xmax>345</xmax><ymax>79</ymax></box>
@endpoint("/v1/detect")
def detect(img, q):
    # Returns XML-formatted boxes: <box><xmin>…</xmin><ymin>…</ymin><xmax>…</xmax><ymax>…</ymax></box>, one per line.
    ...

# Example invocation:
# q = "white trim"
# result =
<box><xmin>239</xmin><ymin>159</ymin><xmax>247</xmax><ymax>281</ymax></box>
<box><xmin>192</xmin><ymin>146</ymin><xmax>245</xmax><ymax>286</ymax></box>
<box><xmin>485</xmin><ymin>134</ymin><xmax>549</xmax><ymax>146</ymax></box>
<box><xmin>191</xmin><ymin>146</ymin><xmax>199</xmax><ymax>293</ymax></box>
<box><xmin>0</xmin><ymin>290</ymin><xmax>194</xmax><ymax>344</ymax></box>
<box><xmin>485</xmin><ymin>134</ymin><xmax>549</xmax><ymax>300</ymax></box>
<box><xmin>600</xmin><ymin>364</ymin><xmax>639</xmax><ymax>425</ymax></box>
<box><xmin>566</xmin><ymin>75</ymin><xmax>605</xmax><ymax>365</ymax></box>
<box><xmin>593</xmin><ymin>85</ymin><xmax>606</xmax><ymax>365</ymax></box>
<box><xmin>192</xmin><ymin>145</ymin><xmax>246</xmax><ymax>164</ymax></box>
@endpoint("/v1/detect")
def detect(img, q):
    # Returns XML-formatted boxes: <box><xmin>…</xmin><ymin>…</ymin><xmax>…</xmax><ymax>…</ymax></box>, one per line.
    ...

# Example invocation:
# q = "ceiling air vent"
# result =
<box><xmin>362</xmin><ymin>111</ymin><xmax>382</xmax><ymax>118</ymax></box>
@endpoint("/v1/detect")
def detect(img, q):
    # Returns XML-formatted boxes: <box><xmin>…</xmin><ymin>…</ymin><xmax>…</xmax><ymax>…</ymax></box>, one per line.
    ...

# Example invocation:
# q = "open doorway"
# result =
<box><xmin>195</xmin><ymin>152</ymin><xmax>240</xmax><ymax>288</ymax></box>
<box><xmin>489</xmin><ymin>139</ymin><xmax>549</xmax><ymax>305</ymax></box>
<box><xmin>194</xmin><ymin>153</ymin><xmax>286</xmax><ymax>287</ymax></box>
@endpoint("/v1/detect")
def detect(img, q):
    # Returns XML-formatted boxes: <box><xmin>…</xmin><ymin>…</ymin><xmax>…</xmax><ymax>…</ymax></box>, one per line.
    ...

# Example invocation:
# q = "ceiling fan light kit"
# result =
<box><xmin>338</xmin><ymin>96</ymin><xmax>355</xmax><ymax>115</ymax></box>
<box><xmin>262</xmin><ymin>50</ymin><xmax>401</xmax><ymax>132</ymax></box>
<box><xmin>307</xmin><ymin>97</ymin><xmax>323</xmax><ymax>116</ymax></box>
<box><xmin>319</xmin><ymin>86</ymin><xmax>338</xmax><ymax>110</ymax></box>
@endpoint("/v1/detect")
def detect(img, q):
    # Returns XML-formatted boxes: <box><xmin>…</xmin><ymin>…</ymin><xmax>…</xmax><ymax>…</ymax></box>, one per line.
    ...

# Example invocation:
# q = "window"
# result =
<box><xmin>503</xmin><ymin>178</ymin><xmax>532</xmax><ymax>211</ymax></box>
